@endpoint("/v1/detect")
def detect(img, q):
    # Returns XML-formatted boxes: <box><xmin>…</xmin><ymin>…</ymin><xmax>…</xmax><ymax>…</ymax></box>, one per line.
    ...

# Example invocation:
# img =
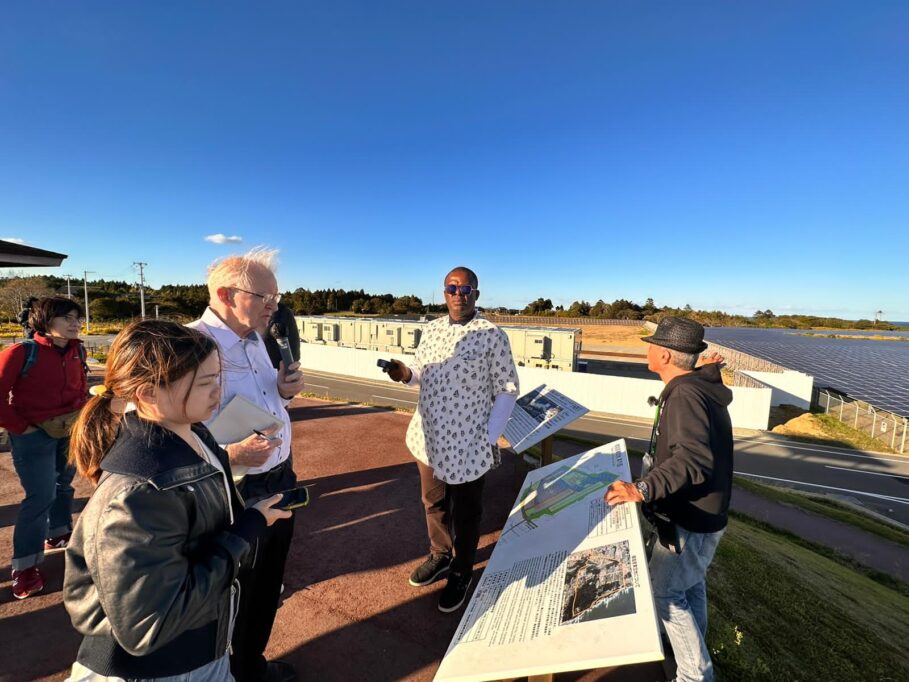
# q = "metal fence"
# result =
<box><xmin>812</xmin><ymin>387</ymin><xmax>908</xmax><ymax>454</ymax></box>
<box><xmin>483</xmin><ymin>315</ymin><xmax>644</xmax><ymax>327</ymax></box>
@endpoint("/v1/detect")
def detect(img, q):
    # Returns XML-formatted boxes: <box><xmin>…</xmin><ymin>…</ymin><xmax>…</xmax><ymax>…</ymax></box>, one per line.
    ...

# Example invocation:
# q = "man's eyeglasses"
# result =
<box><xmin>232</xmin><ymin>287</ymin><xmax>282</xmax><ymax>306</ymax></box>
<box><xmin>59</xmin><ymin>314</ymin><xmax>85</xmax><ymax>324</ymax></box>
<box><xmin>444</xmin><ymin>284</ymin><xmax>477</xmax><ymax>297</ymax></box>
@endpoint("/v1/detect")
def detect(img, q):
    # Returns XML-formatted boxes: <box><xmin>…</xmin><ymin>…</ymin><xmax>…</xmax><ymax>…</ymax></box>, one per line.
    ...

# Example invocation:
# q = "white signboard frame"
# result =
<box><xmin>503</xmin><ymin>384</ymin><xmax>589</xmax><ymax>454</ymax></box>
<box><xmin>434</xmin><ymin>440</ymin><xmax>663</xmax><ymax>682</ymax></box>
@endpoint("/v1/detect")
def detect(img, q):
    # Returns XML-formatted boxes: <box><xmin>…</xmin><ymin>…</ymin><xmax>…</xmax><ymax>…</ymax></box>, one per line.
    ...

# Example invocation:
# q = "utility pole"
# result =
<box><xmin>62</xmin><ymin>274</ymin><xmax>73</xmax><ymax>298</ymax></box>
<box><xmin>133</xmin><ymin>262</ymin><xmax>147</xmax><ymax>319</ymax></box>
<box><xmin>83</xmin><ymin>270</ymin><xmax>95</xmax><ymax>334</ymax></box>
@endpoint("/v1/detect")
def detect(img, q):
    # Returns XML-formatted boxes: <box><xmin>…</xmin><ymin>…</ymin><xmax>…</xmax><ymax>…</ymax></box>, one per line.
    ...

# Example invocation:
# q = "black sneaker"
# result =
<box><xmin>438</xmin><ymin>571</ymin><xmax>472</xmax><ymax>613</ymax></box>
<box><xmin>408</xmin><ymin>554</ymin><xmax>451</xmax><ymax>587</ymax></box>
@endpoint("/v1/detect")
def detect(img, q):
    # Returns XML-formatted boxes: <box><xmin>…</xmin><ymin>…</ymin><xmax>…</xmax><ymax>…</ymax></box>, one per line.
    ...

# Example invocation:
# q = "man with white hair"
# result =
<box><xmin>189</xmin><ymin>248</ymin><xmax>305</xmax><ymax>682</ymax></box>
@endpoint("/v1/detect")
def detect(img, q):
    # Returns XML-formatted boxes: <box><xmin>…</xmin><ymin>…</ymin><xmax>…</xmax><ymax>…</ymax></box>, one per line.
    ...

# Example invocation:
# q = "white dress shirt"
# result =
<box><xmin>188</xmin><ymin>307</ymin><xmax>292</xmax><ymax>476</ymax></box>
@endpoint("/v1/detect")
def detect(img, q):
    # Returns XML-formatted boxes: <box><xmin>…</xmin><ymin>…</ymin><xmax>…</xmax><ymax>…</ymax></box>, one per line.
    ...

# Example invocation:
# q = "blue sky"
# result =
<box><xmin>1</xmin><ymin>2</ymin><xmax>907</xmax><ymax>319</ymax></box>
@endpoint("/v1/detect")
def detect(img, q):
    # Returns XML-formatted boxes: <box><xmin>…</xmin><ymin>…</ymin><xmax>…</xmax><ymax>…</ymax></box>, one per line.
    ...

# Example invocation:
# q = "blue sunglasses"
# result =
<box><xmin>444</xmin><ymin>284</ymin><xmax>476</xmax><ymax>296</ymax></box>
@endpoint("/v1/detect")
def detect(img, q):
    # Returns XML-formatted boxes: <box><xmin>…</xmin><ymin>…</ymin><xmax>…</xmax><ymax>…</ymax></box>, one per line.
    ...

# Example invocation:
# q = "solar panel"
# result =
<box><xmin>704</xmin><ymin>328</ymin><xmax>909</xmax><ymax>417</ymax></box>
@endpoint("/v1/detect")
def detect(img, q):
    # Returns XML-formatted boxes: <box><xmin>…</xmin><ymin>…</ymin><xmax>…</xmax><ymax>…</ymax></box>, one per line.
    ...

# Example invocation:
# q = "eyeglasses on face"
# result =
<box><xmin>232</xmin><ymin>287</ymin><xmax>281</xmax><ymax>306</ymax></box>
<box><xmin>444</xmin><ymin>284</ymin><xmax>477</xmax><ymax>297</ymax></box>
<box><xmin>58</xmin><ymin>314</ymin><xmax>85</xmax><ymax>324</ymax></box>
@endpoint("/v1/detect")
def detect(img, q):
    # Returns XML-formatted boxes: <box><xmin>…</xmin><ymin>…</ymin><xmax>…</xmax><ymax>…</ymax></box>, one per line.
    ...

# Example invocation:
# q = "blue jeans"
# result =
<box><xmin>9</xmin><ymin>429</ymin><xmax>75</xmax><ymax>571</ymax></box>
<box><xmin>649</xmin><ymin>525</ymin><xmax>725</xmax><ymax>682</ymax></box>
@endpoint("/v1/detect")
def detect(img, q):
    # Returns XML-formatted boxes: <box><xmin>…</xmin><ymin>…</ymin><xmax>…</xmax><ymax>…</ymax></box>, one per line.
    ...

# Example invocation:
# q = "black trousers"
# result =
<box><xmin>230</xmin><ymin>457</ymin><xmax>296</xmax><ymax>682</ymax></box>
<box><xmin>416</xmin><ymin>459</ymin><xmax>486</xmax><ymax>576</ymax></box>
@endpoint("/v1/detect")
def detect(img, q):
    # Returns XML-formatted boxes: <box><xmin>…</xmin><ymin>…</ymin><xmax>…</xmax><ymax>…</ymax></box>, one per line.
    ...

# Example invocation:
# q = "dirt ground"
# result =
<box><xmin>578</xmin><ymin>326</ymin><xmax>649</xmax><ymax>349</ymax></box>
<box><xmin>497</xmin><ymin>323</ymin><xmax>648</xmax><ymax>351</ymax></box>
<box><xmin>0</xmin><ymin>397</ymin><xmax>665</xmax><ymax>682</ymax></box>
<box><xmin>771</xmin><ymin>412</ymin><xmax>829</xmax><ymax>438</ymax></box>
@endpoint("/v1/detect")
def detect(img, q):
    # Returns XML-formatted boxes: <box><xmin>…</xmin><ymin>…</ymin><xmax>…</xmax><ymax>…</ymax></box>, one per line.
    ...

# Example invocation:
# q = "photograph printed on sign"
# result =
<box><xmin>560</xmin><ymin>540</ymin><xmax>636</xmax><ymax>626</ymax></box>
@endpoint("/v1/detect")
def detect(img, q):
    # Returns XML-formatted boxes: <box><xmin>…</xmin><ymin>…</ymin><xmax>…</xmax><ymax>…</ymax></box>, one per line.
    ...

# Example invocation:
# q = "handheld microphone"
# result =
<box><xmin>270</xmin><ymin>325</ymin><xmax>297</xmax><ymax>375</ymax></box>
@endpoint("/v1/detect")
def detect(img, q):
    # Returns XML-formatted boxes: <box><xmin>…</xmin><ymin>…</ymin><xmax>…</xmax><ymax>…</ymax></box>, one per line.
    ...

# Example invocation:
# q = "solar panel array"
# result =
<box><xmin>703</xmin><ymin>328</ymin><xmax>909</xmax><ymax>418</ymax></box>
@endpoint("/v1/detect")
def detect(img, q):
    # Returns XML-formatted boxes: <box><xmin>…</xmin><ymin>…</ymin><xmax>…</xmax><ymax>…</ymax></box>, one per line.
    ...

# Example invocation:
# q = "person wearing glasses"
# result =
<box><xmin>384</xmin><ymin>267</ymin><xmax>519</xmax><ymax>612</ymax></box>
<box><xmin>188</xmin><ymin>248</ymin><xmax>304</xmax><ymax>682</ymax></box>
<box><xmin>0</xmin><ymin>296</ymin><xmax>88</xmax><ymax>599</ymax></box>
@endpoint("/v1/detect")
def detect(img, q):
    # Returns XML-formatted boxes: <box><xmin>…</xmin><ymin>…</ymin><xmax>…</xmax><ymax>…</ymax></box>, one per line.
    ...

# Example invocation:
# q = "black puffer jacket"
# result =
<box><xmin>64</xmin><ymin>415</ymin><xmax>266</xmax><ymax>678</ymax></box>
<box><xmin>642</xmin><ymin>363</ymin><xmax>734</xmax><ymax>533</ymax></box>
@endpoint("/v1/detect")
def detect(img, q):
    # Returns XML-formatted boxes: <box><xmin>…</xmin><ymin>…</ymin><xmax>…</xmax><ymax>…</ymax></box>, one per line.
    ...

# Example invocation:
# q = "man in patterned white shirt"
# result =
<box><xmin>386</xmin><ymin>267</ymin><xmax>519</xmax><ymax>612</ymax></box>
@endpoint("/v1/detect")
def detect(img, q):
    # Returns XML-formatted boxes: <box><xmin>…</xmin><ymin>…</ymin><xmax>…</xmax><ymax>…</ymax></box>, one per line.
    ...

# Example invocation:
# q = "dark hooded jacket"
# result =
<box><xmin>641</xmin><ymin>362</ymin><xmax>734</xmax><ymax>533</ymax></box>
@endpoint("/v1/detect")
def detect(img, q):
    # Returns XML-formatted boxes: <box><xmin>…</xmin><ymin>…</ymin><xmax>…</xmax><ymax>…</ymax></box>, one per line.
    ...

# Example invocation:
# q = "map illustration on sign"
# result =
<box><xmin>499</xmin><ymin>452</ymin><xmax>621</xmax><ymax>545</ymax></box>
<box><xmin>434</xmin><ymin>440</ymin><xmax>663</xmax><ymax>682</ymax></box>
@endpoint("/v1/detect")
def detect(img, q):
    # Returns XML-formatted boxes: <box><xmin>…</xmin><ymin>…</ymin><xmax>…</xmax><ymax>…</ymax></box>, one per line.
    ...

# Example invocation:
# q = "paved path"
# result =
<box><xmin>731</xmin><ymin>486</ymin><xmax>909</xmax><ymax>582</ymax></box>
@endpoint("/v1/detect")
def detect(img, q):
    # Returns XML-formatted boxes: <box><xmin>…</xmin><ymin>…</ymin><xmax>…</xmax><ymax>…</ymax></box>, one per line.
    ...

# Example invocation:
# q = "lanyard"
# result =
<box><xmin>647</xmin><ymin>399</ymin><xmax>663</xmax><ymax>458</ymax></box>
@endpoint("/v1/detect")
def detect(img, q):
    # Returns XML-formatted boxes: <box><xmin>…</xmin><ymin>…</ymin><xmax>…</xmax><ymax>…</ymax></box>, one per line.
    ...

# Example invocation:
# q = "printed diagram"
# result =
<box><xmin>517</xmin><ymin>389</ymin><xmax>563</xmax><ymax>424</ymax></box>
<box><xmin>560</xmin><ymin>541</ymin><xmax>636</xmax><ymax>625</ymax></box>
<box><xmin>501</xmin><ymin>463</ymin><xmax>618</xmax><ymax>542</ymax></box>
<box><xmin>520</xmin><ymin>465</ymin><xmax>618</xmax><ymax>525</ymax></box>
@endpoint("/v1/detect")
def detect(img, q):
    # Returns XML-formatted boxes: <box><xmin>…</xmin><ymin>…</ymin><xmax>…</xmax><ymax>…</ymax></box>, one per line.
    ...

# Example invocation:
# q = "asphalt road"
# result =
<box><xmin>302</xmin><ymin>369</ymin><xmax>909</xmax><ymax>527</ymax></box>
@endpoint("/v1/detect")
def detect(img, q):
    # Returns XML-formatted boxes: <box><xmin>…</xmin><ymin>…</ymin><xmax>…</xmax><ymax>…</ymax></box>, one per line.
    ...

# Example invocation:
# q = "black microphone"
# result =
<box><xmin>647</xmin><ymin>396</ymin><xmax>659</xmax><ymax>407</ymax></box>
<box><xmin>270</xmin><ymin>326</ymin><xmax>297</xmax><ymax>375</ymax></box>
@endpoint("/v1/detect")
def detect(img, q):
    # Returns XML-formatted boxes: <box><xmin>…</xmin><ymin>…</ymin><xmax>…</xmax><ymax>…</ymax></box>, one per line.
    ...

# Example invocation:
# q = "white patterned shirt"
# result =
<box><xmin>188</xmin><ymin>307</ymin><xmax>292</xmax><ymax>476</ymax></box>
<box><xmin>405</xmin><ymin>314</ymin><xmax>519</xmax><ymax>484</ymax></box>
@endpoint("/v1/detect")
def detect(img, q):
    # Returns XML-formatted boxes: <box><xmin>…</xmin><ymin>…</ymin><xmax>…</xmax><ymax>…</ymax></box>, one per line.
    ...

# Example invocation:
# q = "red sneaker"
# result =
<box><xmin>11</xmin><ymin>566</ymin><xmax>45</xmax><ymax>600</ymax></box>
<box><xmin>44</xmin><ymin>532</ymin><xmax>71</xmax><ymax>551</ymax></box>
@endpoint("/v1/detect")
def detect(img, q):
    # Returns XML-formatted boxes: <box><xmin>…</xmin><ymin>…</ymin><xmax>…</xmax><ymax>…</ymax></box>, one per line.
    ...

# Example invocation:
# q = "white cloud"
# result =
<box><xmin>204</xmin><ymin>233</ymin><xmax>243</xmax><ymax>244</ymax></box>
<box><xmin>1</xmin><ymin>237</ymin><xmax>28</xmax><ymax>245</ymax></box>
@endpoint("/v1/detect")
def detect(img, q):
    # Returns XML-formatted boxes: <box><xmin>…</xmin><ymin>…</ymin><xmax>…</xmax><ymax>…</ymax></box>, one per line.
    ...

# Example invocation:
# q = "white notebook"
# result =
<box><xmin>207</xmin><ymin>394</ymin><xmax>284</xmax><ymax>444</ymax></box>
<box><xmin>207</xmin><ymin>395</ymin><xmax>285</xmax><ymax>481</ymax></box>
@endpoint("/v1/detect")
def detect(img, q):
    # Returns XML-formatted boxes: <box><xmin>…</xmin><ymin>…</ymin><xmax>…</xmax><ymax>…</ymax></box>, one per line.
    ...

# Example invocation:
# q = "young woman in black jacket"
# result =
<box><xmin>63</xmin><ymin>320</ymin><xmax>291</xmax><ymax>681</ymax></box>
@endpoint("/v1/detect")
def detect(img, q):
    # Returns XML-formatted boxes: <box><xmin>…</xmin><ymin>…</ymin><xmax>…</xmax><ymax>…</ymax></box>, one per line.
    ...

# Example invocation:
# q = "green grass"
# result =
<box><xmin>708</xmin><ymin>514</ymin><xmax>909</xmax><ymax>681</ymax></box>
<box><xmin>734</xmin><ymin>476</ymin><xmax>909</xmax><ymax>549</ymax></box>
<box><xmin>772</xmin><ymin>411</ymin><xmax>898</xmax><ymax>454</ymax></box>
<box><xmin>811</xmin><ymin>413</ymin><xmax>899</xmax><ymax>453</ymax></box>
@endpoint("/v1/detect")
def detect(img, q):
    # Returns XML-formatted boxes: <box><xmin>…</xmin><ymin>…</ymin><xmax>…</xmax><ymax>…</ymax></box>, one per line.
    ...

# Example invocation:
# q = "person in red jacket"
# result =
<box><xmin>0</xmin><ymin>296</ymin><xmax>88</xmax><ymax>599</ymax></box>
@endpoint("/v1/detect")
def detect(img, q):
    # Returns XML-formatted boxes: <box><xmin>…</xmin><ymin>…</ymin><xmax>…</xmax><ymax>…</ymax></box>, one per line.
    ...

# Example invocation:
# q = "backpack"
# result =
<box><xmin>17</xmin><ymin>339</ymin><xmax>89</xmax><ymax>378</ymax></box>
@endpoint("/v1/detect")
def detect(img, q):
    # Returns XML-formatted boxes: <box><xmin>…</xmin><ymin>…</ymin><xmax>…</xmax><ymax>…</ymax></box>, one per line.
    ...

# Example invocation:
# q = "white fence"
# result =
<box><xmin>740</xmin><ymin>370</ymin><xmax>813</xmax><ymax>410</ymax></box>
<box><xmin>299</xmin><ymin>344</ymin><xmax>771</xmax><ymax>430</ymax></box>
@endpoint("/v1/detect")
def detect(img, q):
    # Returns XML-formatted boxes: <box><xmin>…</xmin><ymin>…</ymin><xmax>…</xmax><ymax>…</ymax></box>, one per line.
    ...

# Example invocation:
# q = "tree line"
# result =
<box><xmin>0</xmin><ymin>275</ymin><xmax>433</xmax><ymax>322</ymax></box>
<box><xmin>518</xmin><ymin>297</ymin><xmax>898</xmax><ymax>330</ymax></box>
<box><xmin>0</xmin><ymin>274</ymin><xmax>898</xmax><ymax>330</ymax></box>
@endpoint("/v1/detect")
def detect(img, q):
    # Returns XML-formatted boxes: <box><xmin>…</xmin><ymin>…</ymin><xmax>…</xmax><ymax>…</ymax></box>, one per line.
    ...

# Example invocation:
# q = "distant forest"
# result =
<box><xmin>0</xmin><ymin>274</ymin><xmax>901</xmax><ymax>330</ymax></box>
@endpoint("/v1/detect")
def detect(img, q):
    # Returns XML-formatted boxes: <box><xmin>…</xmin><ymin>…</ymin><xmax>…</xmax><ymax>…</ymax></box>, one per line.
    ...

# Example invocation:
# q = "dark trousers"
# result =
<box><xmin>416</xmin><ymin>459</ymin><xmax>486</xmax><ymax>576</ymax></box>
<box><xmin>230</xmin><ymin>457</ymin><xmax>296</xmax><ymax>682</ymax></box>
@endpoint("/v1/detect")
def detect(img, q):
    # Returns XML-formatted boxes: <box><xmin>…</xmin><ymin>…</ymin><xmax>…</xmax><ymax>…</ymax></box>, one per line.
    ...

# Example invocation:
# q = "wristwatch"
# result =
<box><xmin>634</xmin><ymin>480</ymin><xmax>650</xmax><ymax>503</ymax></box>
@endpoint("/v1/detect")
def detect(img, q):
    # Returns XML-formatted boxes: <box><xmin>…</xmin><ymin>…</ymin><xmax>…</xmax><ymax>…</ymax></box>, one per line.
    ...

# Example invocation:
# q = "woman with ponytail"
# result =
<box><xmin>63</xmin><ymin>320</ymin><xmax>290</xmax><ymax>681</ymax></box>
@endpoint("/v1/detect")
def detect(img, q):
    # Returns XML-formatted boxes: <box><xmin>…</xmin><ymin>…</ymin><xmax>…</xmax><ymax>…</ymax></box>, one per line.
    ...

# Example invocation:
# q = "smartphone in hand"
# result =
<box><xmin>377</xmin><ymin>359</ymin><xmax>394</xmax><ymax>371</ymax></box>
<box><xmin>276</xmin><ymin>486</ymin><xmax>310</xmax><ymax>511</ymax></box>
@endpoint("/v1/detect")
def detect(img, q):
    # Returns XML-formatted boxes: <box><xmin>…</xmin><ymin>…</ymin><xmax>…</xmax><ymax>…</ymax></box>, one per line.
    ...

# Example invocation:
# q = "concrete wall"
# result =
<box><xmin>741</xmin><ymin>370</ymin><xmax>814</xmax><ymax>410</ymax></box>
<box><xmin>300</xmin><ymin>343</ymin><xmax>772</xmax><ymax>430</ymax></box>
